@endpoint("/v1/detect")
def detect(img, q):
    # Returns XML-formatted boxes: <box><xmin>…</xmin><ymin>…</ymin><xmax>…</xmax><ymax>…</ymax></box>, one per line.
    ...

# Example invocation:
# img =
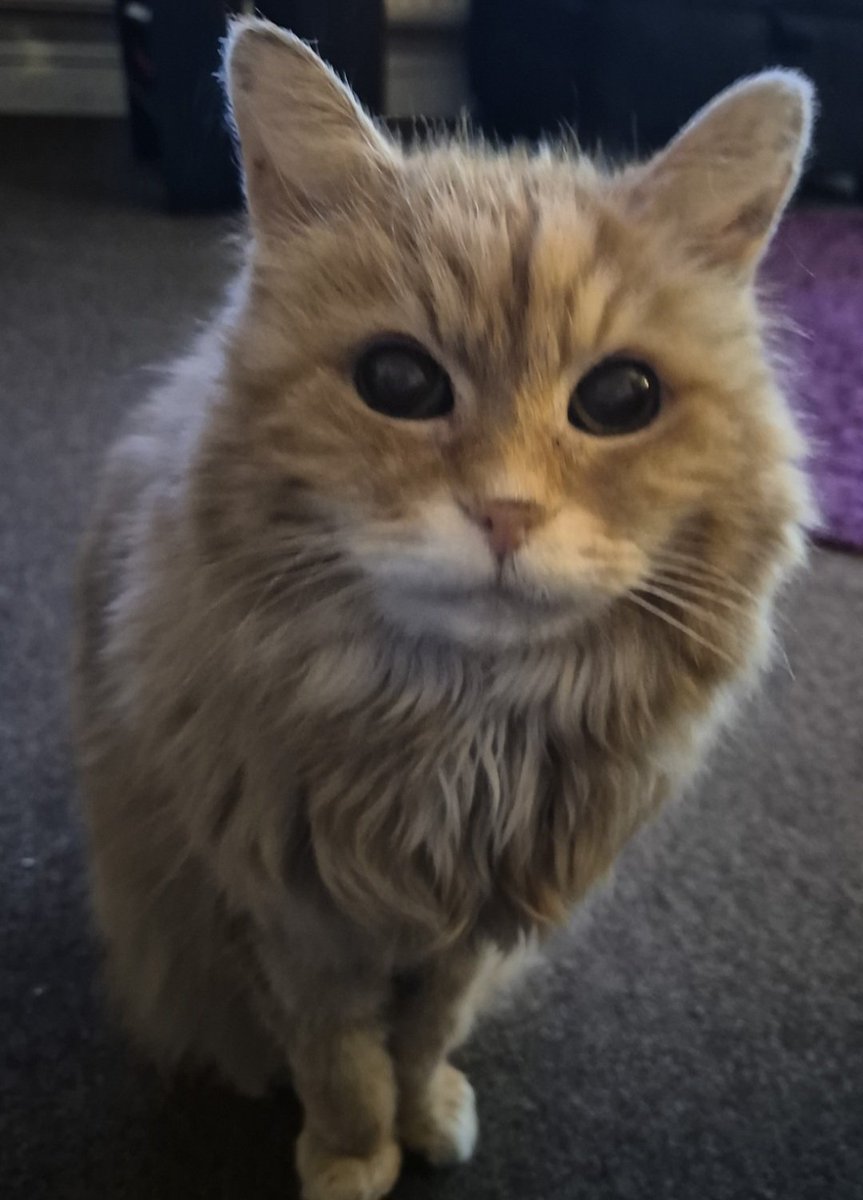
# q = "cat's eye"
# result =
<box><xmin>569</xmin><ymin>358</ymin><xmax>661</xmax><ymax>436</ymax></box>
<box><xmin>354</xmin><ymin>338</ymin><xmax>454</xmax><ymax>421</ymax></box>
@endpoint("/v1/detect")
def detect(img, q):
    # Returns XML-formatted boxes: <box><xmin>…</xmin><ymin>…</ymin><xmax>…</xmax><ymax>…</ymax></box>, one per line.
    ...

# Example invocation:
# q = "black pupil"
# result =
<box><xmin>355</xmin><ymin>342</ymin><xmax>453</xmax><ymax>420</ymax></box>
<box><xmin>570</xmin><ymin>359</ymin><xmax>660</xmax><ymax>435</ymax></box>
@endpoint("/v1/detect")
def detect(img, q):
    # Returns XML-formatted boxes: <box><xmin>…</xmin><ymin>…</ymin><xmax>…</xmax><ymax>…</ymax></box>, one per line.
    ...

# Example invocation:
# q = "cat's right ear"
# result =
<box><xmin>225</xmin><ymin>18</ymin><xmax>398</xmax><ymax>238</ymax></box>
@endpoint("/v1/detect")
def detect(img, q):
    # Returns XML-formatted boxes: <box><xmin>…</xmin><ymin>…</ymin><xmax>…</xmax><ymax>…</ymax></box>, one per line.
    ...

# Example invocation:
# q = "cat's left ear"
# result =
<box><xmin>225</xmin><ymin>18</ymin><xmax>398</xmax><ymax>238</ymax></box>
<box><xmin>621</xmin><ymin>71</ymin><xmax>815</xmax><ymax>274</ymax></box>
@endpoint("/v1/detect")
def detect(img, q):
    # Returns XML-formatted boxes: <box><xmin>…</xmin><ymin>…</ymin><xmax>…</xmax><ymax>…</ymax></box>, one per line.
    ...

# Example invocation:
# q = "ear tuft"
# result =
<box><xmin>224</xmin><ymin>18</ymin><xmax>396</xmax><ymax>237</ymax></box>
<box><xmin>623</xmin><ymin>70</ymin><xmax>816</xmax><ymax>274</ymax></box>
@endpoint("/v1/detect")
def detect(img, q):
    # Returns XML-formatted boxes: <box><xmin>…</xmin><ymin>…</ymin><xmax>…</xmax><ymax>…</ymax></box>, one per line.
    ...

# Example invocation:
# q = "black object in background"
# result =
<box><xmin>468</xmin><ymin>0</ymin><xmax>863</xmax><ymax>193</ymax></box>
<box><xmin>115</xmin><ymin>0</ymin><xmax>385</xmax><ymax>212</ymax></box>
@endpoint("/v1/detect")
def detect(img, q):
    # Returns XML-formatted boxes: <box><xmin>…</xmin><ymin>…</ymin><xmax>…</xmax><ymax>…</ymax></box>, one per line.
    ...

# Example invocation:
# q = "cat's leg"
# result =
<box><xmin>287</xmin><ymin>1010</ymin><xmax>401</xmax><ymax>1200</ymax></box>
<box><xmin>252</xmin><ymin>917</ymin><xmax>402</xmax><ymax>1200</ymax></box>
<box><xmin>390</xmin><ymin>945</ymin><xmax>490</xmax><ymax>1167</ymax></box>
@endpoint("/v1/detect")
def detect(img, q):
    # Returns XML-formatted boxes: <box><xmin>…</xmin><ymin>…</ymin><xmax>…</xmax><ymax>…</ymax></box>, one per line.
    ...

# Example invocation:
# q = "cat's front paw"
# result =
<box><xmin>399</xmin><ymin>1063</ymin><xmax>478</xmax><ymax>1166</ymax></box>
<box><xmin>296</xmin><ymin>1132</ymin><xmax>401</xmax><ymax>1200</ymax></box>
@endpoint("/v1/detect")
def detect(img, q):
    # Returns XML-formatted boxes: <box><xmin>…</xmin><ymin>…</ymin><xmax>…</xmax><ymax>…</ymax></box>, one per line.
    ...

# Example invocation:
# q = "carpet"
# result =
<box><xmin>1</xmin><ymin>119</ymin><xmax>862</xmax><ymax>1200</ymax></box>
<box><xmin>767</xmin><ymin>208</ymin><xmax>863</xmax><ymax>551</ymax></box>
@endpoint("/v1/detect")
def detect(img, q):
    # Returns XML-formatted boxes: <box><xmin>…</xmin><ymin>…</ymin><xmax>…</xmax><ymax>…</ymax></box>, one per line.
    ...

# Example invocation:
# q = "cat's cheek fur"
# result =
<box><xmin>516</xmin><ymin>509</ymin><xmax>649</xmax><ymax>599</ymax></box>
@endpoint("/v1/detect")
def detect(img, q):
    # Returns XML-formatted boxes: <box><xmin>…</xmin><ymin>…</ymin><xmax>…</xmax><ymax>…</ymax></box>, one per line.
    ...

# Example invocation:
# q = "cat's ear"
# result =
<box><xmin>622</xmin><ymin>72</ymin><xmax>814</xmax><ymax>274</ymax></box>
<box><xmin>225</xmin><ymin>18</ymin><xmax>397</xmax><ymax>237</ymax></box>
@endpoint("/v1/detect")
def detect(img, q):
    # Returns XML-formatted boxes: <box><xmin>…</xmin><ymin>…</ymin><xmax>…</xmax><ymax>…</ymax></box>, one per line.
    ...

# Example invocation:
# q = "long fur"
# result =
<box><xmin>72</xmin><ymin>20</ymin><xmax>814</xmax><ymax>1200</ymax></box>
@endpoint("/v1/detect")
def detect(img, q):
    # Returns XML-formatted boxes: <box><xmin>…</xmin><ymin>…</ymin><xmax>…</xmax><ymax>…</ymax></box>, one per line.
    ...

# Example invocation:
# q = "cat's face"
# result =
<box><xmin>223</xmin><ymin>22</ymin><xmax>812</xmax><ymax>651</ymax></box>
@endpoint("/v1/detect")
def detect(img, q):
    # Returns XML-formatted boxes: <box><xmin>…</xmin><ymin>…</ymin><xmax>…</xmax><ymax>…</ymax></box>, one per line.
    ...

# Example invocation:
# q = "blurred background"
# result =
<box><xmin>1</xmin><ymin>4</ymin><xmax>861</xmax><ymax>1200</ymax></box>
<box><xmin>3</xmin><ymin>1</ymin><xmax>863</xmax><ymax>206</ymax></box>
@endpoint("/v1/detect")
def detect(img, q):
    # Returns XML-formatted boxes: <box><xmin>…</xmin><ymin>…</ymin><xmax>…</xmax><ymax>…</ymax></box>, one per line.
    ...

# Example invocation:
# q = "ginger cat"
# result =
<box><xmin>73</xmin><ymin>19</ymin><xmax>813</xmax><ymax>1200</ymax></box>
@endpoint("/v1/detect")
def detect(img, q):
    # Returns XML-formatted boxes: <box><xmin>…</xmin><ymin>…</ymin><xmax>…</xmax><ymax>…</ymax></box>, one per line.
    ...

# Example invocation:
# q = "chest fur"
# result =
<box><xmin>296</xmin><ymin>690</ymin><xmax>668</xmax><ymax>949</ymax></box>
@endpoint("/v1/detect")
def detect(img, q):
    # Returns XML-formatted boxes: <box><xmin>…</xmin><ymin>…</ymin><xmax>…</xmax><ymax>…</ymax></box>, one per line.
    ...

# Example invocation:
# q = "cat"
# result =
<box><xmin>72</xmin><ymin>17</ymin><xmax>814</xmax><ymax>1200</ymax></box>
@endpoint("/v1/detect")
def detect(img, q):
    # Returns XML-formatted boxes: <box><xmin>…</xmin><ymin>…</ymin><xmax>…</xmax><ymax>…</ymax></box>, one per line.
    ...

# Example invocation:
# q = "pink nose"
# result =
<box><xmin>470</xmin><ymin>499</ymin><xmax>546</xmax><ymax>559</ymax></box>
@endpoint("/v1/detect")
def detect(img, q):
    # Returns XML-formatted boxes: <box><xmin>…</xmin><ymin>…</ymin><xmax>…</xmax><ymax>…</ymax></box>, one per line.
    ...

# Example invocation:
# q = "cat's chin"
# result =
<box><xmin>372</xmin><ymin>582</ymin><xmax>590</xmax><ymax>649</ymax></box>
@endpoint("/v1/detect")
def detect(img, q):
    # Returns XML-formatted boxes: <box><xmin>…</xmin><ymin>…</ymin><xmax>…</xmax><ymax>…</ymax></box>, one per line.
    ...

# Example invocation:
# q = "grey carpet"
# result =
<box><xmin>1</xmin><ymin>119</ymin><xmax>862</xmax><ymax>1200</ymax></box>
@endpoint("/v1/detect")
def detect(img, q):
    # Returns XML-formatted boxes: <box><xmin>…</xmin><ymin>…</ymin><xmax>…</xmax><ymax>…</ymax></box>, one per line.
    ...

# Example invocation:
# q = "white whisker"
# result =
<box><xmin>651</xmin><ymin>553</ymin><xmax>760</xmax><ymax>601</ymax></box>
<box><xmin>637</xmin><ymin>583</ymin><xmax>739</xmax><ymax>629</ymax></box>
<box><xmin>650</xmin><ymin>556</ymin><xmax>794</xmax><ymax>631</ymax></box>
<box><xmin>645</xmin><ymin>572</ymin><xmax>753</xmax><ymax>616</ymax></box>
<box><xmin>623</xmin><ymin>591</ymin><xmax>737</xmax><ymax>665</ymax></box>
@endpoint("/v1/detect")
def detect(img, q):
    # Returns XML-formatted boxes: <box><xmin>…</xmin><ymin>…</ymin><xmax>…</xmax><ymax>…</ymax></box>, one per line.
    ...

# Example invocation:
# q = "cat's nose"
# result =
<box><xmin>470</xmin><ymin>499</ymin><xmax>546</xmax><ymax>559</ymax></box>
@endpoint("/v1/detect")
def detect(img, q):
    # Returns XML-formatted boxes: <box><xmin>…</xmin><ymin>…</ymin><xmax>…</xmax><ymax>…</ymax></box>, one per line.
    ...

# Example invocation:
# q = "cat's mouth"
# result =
<box><xmin>375</xmin><ymin>573</ymin><xmax>591</xmax><ymax>647</ymax></box>
<box><xmin>409</xmin><ymin>578</ymin><xmax>573</xmax><ymax>615</ymax></box>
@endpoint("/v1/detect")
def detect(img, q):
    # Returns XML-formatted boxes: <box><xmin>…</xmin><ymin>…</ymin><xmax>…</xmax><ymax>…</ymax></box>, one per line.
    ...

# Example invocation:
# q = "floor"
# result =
<box><xmin>1</xmin><ymin>119</ymin><xmax>862</xmax><ymax>1200</ymax></box>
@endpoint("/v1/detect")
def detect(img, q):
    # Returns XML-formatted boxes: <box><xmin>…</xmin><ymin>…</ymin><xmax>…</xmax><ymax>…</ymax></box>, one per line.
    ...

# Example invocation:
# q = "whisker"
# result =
<box><xmin>650</xmin><ymin>556</ymin><xmax>794</xmax><ymax>630</ymax></box>
<box><xmin>639</xmin><ymin>583</ymin><xmax>730</xmax><ymax>624</ymax></box>
<box><xmin>650</xmin><ymin>554</ymin><xmax>760</xmax><ymax>601</ymax></box>
<box><xmin>776</xmin><ymin>641</ymin><xmax>796</xmax><ymax>680</ymax></box>
<box><xmin>636</xmin><ymin>584</ymin><xmax>756</xmax><ymax>639</ymax></box>
<box><xmin>657</xmin><ymin>539</ymin><xmax>764</xmax><ymax>581</ymax></box>
<box><xmin>645</xmin><ymin>573</ymin><xmax>754</xmax><ymax>616</ymax></box>
<box><xmin>623</xmin><ymin>591</ymin><xmax>737</xmax><ymax>664</ymax></box>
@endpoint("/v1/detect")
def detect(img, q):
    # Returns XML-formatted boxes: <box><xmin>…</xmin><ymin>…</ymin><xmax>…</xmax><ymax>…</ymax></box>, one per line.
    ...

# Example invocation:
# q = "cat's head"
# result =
<box><xmin>218</xmin><ymin>20</ymin><xmax>813</xmax><ymax>655</ymax></box>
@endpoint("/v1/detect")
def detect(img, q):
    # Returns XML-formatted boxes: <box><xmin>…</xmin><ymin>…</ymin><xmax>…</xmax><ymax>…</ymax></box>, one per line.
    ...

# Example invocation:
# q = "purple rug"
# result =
<box><xmin>764</xmin><ymin>207</ymin><xmax>863</xmax><ymax>551</ymax></box>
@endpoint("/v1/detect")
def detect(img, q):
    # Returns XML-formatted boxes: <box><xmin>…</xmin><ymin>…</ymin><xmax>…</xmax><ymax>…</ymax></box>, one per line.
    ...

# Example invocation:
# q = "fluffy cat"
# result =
<box><xmin>73</xmin><ymin>18</ymin><xmax>814</xmax><ymax>1200</ymax></box>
